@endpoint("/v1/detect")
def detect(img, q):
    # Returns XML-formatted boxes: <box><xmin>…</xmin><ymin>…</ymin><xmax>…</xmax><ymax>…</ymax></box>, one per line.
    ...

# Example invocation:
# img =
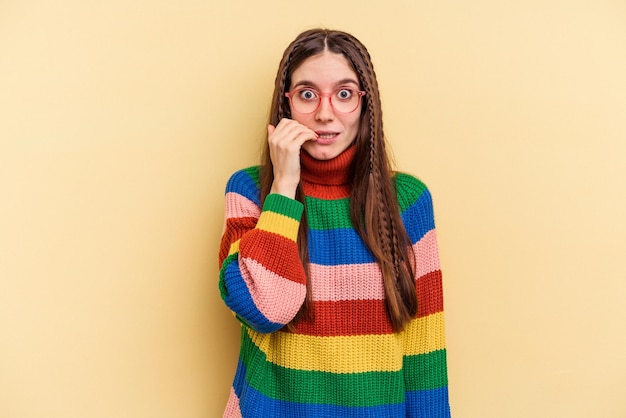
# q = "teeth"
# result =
<box><xmin>318</xmin><ymin>134</ymin><xmax>336</xmax><ymax>139</ymax></box>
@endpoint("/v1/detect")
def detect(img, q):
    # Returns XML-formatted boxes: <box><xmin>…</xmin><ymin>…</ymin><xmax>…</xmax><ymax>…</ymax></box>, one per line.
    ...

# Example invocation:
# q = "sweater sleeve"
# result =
<box><xmin>218</xmin><ymin>168</ymin><xmax>307</xmax><ymax>334</ymax></box>
<box><xmin>395</xmin><ymin>173</ymin><xmax>451</xmax><ymax>418</ymax></box>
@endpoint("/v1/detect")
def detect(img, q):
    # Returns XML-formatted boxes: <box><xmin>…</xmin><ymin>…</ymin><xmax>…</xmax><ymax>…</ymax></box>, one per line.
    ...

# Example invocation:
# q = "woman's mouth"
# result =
<box><xmin>315</xmin><ymin>131</ymin><xmax>339</xmax><ymax>144</ymax></box>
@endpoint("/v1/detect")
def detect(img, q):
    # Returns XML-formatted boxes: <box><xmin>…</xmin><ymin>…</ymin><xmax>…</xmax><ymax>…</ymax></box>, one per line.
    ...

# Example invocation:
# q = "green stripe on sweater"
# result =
<box><xmin>240</xmin><ymin>329</ymin><xmax>405</xmax><ymax>406</ymax></box>
<box><xmin>218</xmin><ymin>253</ymin><xmax>237</xmax><ymax>299</ymax></box>
<box><xmin>305</xmin><ymin>196</ymin><xmax>353</xmax><ymax>230</ymax></box>
<box><xmin>394</xmin><ymin>172</ymin><xmax>428</xmax><ymax>213</ymax></box>
<box><xmin>403</xmin><ymin>349</ymin><xmax>449</xmax><ymax>391</ymax></box>
<box><xmin>263</xmin><ymin>193</ymin><xmax>304</xmax><ymax>221</ymax></box>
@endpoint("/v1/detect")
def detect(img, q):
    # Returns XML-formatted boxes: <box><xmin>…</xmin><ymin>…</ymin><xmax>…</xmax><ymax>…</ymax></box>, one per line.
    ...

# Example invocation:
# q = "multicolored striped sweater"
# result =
<box><xmin>218</xmin><ymin>145</ymin><xmax>450</xmax><ymax>417</ymax></box>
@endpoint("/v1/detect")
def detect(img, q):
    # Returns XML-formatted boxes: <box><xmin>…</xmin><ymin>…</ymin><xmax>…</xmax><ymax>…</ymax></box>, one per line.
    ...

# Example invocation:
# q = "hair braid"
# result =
<box><xmin>276</xmin><ymin>65</ymin><xmax>288</xmax><ymax>122</ymax></box>
<box><xmin>349</xmin><ymin>36</ymin><xmax>417</xmax><ymax>331</ymax></box>
<box><xmin>274</xmin><ymin>46</ymin><xmax>295</xmax><ymax>124</ymax></box>
<box><xmin>365</xmin><ymin>93</ymin><xmax>409</xmax><ymax>328</ymax></box>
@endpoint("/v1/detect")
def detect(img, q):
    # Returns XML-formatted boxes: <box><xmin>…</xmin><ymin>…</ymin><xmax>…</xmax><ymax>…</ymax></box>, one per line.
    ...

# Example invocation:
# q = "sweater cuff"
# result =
<box><xmin>256</xmin><ymin>194</ymin><xmax>304</xmax><ymax>241</ymax></box>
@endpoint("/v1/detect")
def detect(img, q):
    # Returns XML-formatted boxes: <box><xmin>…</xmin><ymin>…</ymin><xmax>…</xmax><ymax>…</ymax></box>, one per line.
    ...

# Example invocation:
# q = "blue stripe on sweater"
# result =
<box><xmin>401</xmin><ymin>191</ymin><xmax>436</xmax><ymax>245</ymax></box>
<box><xmin>308</xmin><ymin>221</ymin><xmax>434</xmax><ymax>266</ymax></box>
<box><xmin>225</xmin><ymin>169</ymin><xmax>261</xmax><ymax>206</ymax></box>
<box><xmin>221</xmin><ymin>258</ymin><xmax>283</xmax><ymax>333</ymax></box>
<box><xmin>406</xmin><ymin>386</ymin><xmax>451</xmax><ymax>418</ymax></box>
<box><xmin>308</xmin><ymin>228</ymin><xmax>375</xmax><ymax>265</ymax></box>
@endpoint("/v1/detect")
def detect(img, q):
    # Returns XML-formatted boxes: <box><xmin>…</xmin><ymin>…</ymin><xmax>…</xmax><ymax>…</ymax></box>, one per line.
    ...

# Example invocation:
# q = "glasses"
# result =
<box><xmin>285</xmin><ymin>87</ymin><xmax>366</xmax><ymax>114</ymax></box>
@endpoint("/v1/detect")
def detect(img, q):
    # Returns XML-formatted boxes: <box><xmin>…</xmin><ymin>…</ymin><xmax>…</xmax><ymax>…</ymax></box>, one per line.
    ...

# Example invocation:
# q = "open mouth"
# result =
<box><xmin>317</xmin><ymin>133</ymin><xmax>338</xmax><ymax>139</ymax></box>
<box><xmin>315</xmin><ymin>132</ymin><xmax>340</xmax><ymax>144</ymax></box>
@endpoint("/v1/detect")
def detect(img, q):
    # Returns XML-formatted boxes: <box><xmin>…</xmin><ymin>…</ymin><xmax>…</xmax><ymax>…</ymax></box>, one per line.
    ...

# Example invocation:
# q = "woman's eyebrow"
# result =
<box><xmin>291</xmin><ymin>78</ymin><xmax>360</xmax><ymax>90</ymax></box>
<box><xmin>334</xmin><ymin>78</ymin><xmax>360</xmax><ymax>87</ymax></box>
<box><xmin>291</xmin><ymin>80</ymin><xmax>316</xmax><ymax>89</ymax></box>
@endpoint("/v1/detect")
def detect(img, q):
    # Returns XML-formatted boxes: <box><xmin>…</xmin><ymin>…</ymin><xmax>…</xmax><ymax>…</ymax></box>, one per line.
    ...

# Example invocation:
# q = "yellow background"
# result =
<box><xmin>1</xmin><ymin>1</ymin><xmax>625</xmax><ymax>417</ymax></box>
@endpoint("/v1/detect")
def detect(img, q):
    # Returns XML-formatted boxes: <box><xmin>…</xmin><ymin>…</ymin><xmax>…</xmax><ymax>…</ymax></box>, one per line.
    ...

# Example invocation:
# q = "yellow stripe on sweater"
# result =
<box><xmin>256</xmin><ymin>211</ymin><xmax>300</xmax><ymax>241</ymax></box>
<box><xmin>401</xmin><ymin>312</ymin><xmax>446</xmax><ymax>356</ymax></box>
<box><xmin>246</xmin><ymin>312</ymin><xmax>445</xmax><ymax>373</ymax></box>
<box><xmin>226</xmin><ymin>212</ymin><xmax>297</xmax><ymax>258</ymax></box>
<box><xmin>248</xmin><ymin>329</ymin><xmax>403</xmax><ymax>373</ymax></box>
<box><xmin>228</xmin><ymin>240</ymin><xmax>240</xmax><ymax>257</ymax></box>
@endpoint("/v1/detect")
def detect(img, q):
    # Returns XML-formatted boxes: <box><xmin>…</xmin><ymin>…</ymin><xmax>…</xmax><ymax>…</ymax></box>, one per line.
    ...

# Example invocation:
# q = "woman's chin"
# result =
<box><xmin>303</xmin><ymin>141</ymin><xmax>352</xmax><ymax>161</ymax></box>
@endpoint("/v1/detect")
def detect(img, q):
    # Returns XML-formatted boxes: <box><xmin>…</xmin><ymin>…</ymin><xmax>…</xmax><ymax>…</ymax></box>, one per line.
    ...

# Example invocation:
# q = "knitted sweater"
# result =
<box><xmin>218</xmin><ymin>145</ymin><xmax>450</xmax><ymax>418</ymax></box>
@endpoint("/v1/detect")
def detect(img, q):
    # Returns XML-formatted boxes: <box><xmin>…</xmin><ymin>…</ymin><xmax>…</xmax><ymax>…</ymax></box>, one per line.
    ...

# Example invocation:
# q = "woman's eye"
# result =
<box><xmin>298</xmin><ymin>90</ymin><xmax>317</xmax><ymax>100</ymax></box>
<box><xmin>336</xmin><ymin>89</ymin><xmax>353</xmax><ymax>100</ymax></box>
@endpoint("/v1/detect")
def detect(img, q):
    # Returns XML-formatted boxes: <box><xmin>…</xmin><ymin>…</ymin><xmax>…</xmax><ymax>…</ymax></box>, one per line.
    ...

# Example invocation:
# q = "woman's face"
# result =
<box><xmin>288</xmin><ymin>52</ymin><xmax>362</xmax><ymax>161</ymax></box>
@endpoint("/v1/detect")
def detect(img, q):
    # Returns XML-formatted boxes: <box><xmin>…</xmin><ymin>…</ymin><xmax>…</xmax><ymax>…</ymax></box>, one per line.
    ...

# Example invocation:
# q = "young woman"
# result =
<box><xmin>218</xmin><ymin>28</ymin><xmax>451</xmax><ymax>417</ymax></box>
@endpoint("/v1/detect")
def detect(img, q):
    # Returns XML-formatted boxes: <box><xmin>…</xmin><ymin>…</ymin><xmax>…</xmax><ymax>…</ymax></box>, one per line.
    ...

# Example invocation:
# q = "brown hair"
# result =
<box><xmin>260</xmin><ymin>28</ymin><xmax>417</xmax><ymax>332</ymax></box>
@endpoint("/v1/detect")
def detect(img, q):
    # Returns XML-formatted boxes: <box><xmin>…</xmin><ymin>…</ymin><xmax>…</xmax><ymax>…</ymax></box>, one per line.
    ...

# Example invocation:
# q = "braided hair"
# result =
<box><xmin>260</xmin><ymin>29</ymin><xmax>417</xmax><ymax>332</ymax></box>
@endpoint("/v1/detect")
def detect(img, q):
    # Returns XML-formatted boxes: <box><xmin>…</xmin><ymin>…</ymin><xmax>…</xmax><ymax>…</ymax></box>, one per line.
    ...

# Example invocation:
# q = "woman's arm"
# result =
<box><xmin>396</xmin><ymin>173</ymin><xmax>451</xmax><ymax>418</ymax></box>
<box><xmin>218</xmin><ymin>168</ymin><xmax>307</xmax><ymax>334</ymax></box>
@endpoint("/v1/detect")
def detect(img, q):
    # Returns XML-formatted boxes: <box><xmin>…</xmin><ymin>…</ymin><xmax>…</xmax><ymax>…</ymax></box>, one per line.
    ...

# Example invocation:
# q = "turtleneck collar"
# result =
<box><xmin>300</xmin><ymin>145</ymin><xmax>356</xmax><ymax>199</ymax></box>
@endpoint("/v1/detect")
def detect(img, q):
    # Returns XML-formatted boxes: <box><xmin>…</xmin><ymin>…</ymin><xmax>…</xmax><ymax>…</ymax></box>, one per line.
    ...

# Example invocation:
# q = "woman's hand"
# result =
<box><xmin>267</xmin><ymin>118</ymin><xmax>318</xmax><ymax>199</ymax></box>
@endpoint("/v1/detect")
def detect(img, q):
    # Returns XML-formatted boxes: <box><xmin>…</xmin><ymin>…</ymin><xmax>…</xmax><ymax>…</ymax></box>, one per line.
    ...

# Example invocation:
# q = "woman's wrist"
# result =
<box><xmin>269</xmin><ymin>179</ymin><xmax>298</xmax><ymax>199</ymax></box>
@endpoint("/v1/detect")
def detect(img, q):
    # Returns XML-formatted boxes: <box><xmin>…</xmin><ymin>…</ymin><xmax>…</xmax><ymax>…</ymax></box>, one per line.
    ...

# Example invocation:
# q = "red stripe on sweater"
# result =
<box><xmin>301</xmin><ymin>182</ymin><xmax>351</xmax><ymax>199</ymax></box>
<box><xmin>416</xmin><ymin>270</ymin><xmax>444</xmax><ymax>318</ymax></box>
<box><xmin>289</xmin><ymin>270</ymin><xmax>444</xmax><ymax>336</ymax></box>
<box><xmin>240</xmin><ymin>229</ymin><xmax>306</xmax><ymax>285</ymax></box>
<box><xmin>218</xmin><ymin>217</ymin><xmax>258</xmax><ymax>265</ymax></box>
<box><xmin>289</xmin><ymin>299</ymin><xmax>394</xmax><ymax>336</ymax></box>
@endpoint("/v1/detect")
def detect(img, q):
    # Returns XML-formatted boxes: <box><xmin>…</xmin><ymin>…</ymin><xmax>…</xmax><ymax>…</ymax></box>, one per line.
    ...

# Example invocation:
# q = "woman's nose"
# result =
<box><xmin>314</xmin><ymin>96</ymin><xmax>335</xmax><ymax>121</ymax></box>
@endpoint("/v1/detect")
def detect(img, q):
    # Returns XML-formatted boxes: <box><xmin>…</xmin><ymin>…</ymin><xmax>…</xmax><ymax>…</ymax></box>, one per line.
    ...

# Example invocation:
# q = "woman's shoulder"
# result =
<box><xmin>226</xmin><ymin>166</ymin><xmax>261</xmax><ymax>185</ymax></box>
<box><xmin>392</xmin><ymin>171</ymin><xmax>433</xmax><ymax>211</ymax></box>
<box><xmin>225</xmin><ymin>166</ymin><xmax>262</xmax><ymax>202</ymax></box>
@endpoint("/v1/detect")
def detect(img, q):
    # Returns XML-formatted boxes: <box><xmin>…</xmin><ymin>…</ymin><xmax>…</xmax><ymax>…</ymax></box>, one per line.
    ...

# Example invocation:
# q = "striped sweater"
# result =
<box><xmin>218</xmin><ymin>145</ymin><xmax>451</xmax><ymax>417</ymax></box>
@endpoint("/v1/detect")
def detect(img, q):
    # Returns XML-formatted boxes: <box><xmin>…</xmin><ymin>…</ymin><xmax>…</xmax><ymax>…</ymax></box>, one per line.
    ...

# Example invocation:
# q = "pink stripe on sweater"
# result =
<box><xmin>223</xmin><ymin>387</ymin><xmax>242</xmax><ymax>417</ymax></box>
<box><xmin>414</xmin><ymin>230</ymin><xmax>441</xmax><ymax>278</ymax></box>
<box><xmin>310</xmin><ymin>262</ymin><xmax>385</xmax><ymax>301</ymax></box>
<box><xmin>310</xmin><ymin>229</ymin><xmax>441</xmax><ymax>302</ymax></box>
<box><xmin>225</xmin><ymin>192</ymin><xmax>261</xmax><ymax>220</ymax></box>
<box><xmin>240</xmin><ymin>257</ymin><xmax>306</xmax><ymax>324</ymax></box>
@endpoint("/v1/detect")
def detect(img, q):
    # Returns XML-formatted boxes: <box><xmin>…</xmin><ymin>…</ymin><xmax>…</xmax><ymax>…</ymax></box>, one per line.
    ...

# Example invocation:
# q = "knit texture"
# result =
<box><xmin>218</xmin><ymin>146</ymin><xmax>450</xmax><ymax>417</ymax></box>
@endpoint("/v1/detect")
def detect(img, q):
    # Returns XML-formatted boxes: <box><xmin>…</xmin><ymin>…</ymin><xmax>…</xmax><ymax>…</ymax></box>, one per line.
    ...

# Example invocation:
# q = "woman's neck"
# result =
<box><xmin>299</xmin><ymin>145</ymin><xmax>356</xmax><ymax>199</ymax></box>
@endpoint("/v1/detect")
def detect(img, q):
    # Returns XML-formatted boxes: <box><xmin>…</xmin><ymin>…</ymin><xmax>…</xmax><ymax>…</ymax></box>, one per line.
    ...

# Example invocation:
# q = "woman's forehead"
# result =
<box><xmin>290</xmin><ymin>52</ymin><xmax>359</xmax><ymax>88</ymax></box>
